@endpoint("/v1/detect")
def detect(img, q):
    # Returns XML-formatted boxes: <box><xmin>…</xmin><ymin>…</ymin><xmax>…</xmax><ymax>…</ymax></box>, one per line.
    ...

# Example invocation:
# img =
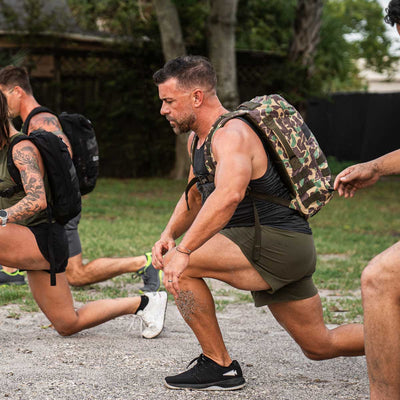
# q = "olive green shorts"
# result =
<box><xmin>220</xmin><ymin>225</ymin><xmax>318</xmax><ymax>307</ymax></box>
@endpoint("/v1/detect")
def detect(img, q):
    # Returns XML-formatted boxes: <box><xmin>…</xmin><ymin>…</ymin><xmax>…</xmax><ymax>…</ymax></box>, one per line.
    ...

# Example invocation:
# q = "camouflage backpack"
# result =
<box><xmin>187</xmin><ymin>94</ymin><xmax>334</xmax><ymax>218</ymax></box>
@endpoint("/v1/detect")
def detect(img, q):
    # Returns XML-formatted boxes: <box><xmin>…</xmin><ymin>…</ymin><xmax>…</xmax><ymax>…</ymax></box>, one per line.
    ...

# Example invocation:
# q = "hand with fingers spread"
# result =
<box><xmin>334</xmin><ymin>161</ymin><xmax>380</xmax><ymax>198</ymax></box>
<box><xmin>152</xmin><ymin>235</ymin><xmax>176</xmax><ymax>270</ymax></box>
<box><xmin>163</xmin><ymin>248</ymin><xmax>190</xmax><ymax>299</ymax></box>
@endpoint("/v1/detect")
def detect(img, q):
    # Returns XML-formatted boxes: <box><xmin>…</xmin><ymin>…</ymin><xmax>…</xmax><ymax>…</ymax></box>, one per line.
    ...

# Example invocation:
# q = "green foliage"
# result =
<box><xmin>66</xmin><ymin>0</ymin><xmax>396</xmax><ymax>98</ymax></box>
<box><xmin>67</xmin><ymin>0</ymin><xmax>159</xmax><ymax>41</ymax></box>
<box><xmin>236</xmin><ymin>0</ymin><xmax>296</xmax><ymax>54</ymax></box>
<box><xmin>236</xmin><ymin>0</ymin><xmax>397</xmax><ymax>96</ymax></box>
<box><xmin>326</xmin><ymin>0</ymin><xmax>394</xmax><ymax>72</ymax></box>
<box><xmin>314</xmin><ymin>0</ymin><xmax>397</xmax><ymax>93</ymax></box>
<box><xmin>0</xmin><ymin>0</ymin><xmax>71</xmax><ymax>43</ymax></box>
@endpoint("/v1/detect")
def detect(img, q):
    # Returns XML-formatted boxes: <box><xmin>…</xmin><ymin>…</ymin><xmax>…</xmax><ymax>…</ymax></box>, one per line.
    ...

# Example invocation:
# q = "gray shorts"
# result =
<box><xmin>64</xmin><ymin>213</ymin><xmax>82</xmax><ymax>258</ymax></box>
<box><xmin>220</xmin><ymin>225</ymin><xmax>318</xmax><ymax>307</ymax></box>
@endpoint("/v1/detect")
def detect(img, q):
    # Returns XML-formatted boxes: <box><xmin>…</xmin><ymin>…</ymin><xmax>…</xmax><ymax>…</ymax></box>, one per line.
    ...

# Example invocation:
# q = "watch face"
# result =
<box><xmin>0</xmin><ymin>210</ymin><xmax>7</xmax><ymax>218</ymax></box>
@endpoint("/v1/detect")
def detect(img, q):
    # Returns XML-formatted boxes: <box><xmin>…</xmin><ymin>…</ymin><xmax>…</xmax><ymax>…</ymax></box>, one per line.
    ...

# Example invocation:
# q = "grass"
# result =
<box><xmin>1</xmin><ymin>176</ymin><xmax>399</xmax><ymax>324</ymax></box>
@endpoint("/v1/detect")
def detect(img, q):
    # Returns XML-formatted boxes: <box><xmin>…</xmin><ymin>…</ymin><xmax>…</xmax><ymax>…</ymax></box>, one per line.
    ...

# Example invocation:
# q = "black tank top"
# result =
<box><xmin>192</xmin><ymin>126</ymin><xmax>312</xmax><ymax>235</ymax></box>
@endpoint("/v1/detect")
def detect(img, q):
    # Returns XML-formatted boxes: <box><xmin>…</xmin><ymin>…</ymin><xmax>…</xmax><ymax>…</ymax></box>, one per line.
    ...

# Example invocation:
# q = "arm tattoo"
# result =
<box><xmin>28</xmin><ymin>114</ymin><xmax>72</xmax><ymax>156</ymax></box>
<box><xmin>28</xmin><ymin>114</ymin><xmax>62</xmax><ymax>133</ymax></box>
<box><xmin>6</xmin><ymin>144</ymin><xmax>47</xmax><ymax>223</ymax></box>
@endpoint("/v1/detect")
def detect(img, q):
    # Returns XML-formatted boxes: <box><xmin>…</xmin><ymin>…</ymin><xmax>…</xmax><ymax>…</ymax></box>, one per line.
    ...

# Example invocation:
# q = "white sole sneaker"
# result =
<box><xmin>138</xmin><ymin>291</ymin><xmax>168</xmax><ymax>339</ymax></box>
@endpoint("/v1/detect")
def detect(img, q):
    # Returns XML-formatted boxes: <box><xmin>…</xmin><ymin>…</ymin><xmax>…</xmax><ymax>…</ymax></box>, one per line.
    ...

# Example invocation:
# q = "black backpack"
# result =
<box><xmin>7</xmin><ymin>131</ymin><xmax>82</xmax><ymax>285</ymax></box>
<box><xmin>22</xmin><ymin>106</ymin><xmax>99</xmax><ymax>195</ymax></box>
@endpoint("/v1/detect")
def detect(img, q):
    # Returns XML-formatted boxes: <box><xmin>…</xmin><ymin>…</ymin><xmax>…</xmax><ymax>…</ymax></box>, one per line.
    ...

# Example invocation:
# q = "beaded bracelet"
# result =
<box><xmin>176</xmin><ymin>245</ymin><xmax>192</xmax><ymax>255</ymax></box>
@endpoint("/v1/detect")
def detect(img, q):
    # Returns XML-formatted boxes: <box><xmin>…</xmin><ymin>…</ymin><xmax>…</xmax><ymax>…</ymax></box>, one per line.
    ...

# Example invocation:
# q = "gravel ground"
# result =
<box><xmin>0</xmin><ymin>283</ymin><xmax>369</xmax><ymax>400</ymax></box>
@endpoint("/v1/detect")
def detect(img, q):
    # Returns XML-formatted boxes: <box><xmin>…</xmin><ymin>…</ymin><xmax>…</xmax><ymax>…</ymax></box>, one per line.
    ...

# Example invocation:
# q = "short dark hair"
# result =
<box><xmin>0</xmin><ymin>90</ymin><xmax>10</xmax><ymax>148</ymax></box>
<box><xmin>153</xmin><ymin>55</ymin><xmax>217</xmax><ymax>92</ymax></box>
<box><xmin>0</xmin><ymin>65</ymin><xmax>33</xmax><ymax>94</ymax></box>
<box><xmin>384</xmin><ymin>0</ymin><xmax>400</xmax><ymax>26</ymax></box>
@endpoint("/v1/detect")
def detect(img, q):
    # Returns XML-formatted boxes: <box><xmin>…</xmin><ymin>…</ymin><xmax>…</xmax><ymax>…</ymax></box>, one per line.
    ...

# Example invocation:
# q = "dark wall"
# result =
<box><xmin>27</xmin><ymin>48</ymin><xmax>175</xmax><ymax>178</ymax></box>
<box><xmin>306</xmin><ymin>92</ymin><xmax>400</xmax><ymax>162</ymax></box>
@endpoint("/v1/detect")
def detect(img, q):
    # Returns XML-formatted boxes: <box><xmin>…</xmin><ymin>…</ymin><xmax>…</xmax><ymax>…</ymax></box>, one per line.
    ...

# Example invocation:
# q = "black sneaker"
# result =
<box><xmin>0</xmin><ymin>267</ymin><xmax>26</xmax><ymax>286</ymax></box>
<box><xmin>165</xmin><ymin>354</ymin><xmax>246</xmax><ymax>391</ymax></box>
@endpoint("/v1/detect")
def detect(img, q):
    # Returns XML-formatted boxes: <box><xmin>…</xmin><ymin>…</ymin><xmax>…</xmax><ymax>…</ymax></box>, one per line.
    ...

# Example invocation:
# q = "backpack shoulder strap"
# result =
<box><xmin>203</xmin><ymin>110</ymin><xmax>249</xmax><ymax>174</ymax></box>
<box><xmin>22</xmin><ymin>106</ymin><xmax>57</xmax><ymax>134</ymax></box>
<box><xmin>189</xmin><ymin>133</ymin><xmax>199</xmax><ymax>167</ymax></box>
<box><xmin>7</xmin><ymin>134</ymin><xmax>31</xmax><ymax>186</ymax></box>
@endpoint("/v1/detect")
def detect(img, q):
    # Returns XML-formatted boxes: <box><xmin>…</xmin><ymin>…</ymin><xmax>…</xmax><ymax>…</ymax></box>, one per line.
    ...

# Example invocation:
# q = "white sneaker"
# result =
<box><xmin>137</xmin><ymin>291</ymin><xmax>168</xmax><ymax>339</ymax></box>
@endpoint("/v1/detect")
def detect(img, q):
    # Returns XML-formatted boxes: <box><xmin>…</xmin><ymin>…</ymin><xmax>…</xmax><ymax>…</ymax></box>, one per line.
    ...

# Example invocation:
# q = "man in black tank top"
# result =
<box><xmin>151</xmin><ymin>56</ymin><xmax>364</xmax><ymax>391</ymax></box>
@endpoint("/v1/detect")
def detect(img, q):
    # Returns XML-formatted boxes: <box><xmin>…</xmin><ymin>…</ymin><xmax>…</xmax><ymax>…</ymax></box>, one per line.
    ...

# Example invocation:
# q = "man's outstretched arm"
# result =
<box><xmin>334</xmin><ymin>149</ymin><xmax>400</xmax><ymax>198</ymax></box>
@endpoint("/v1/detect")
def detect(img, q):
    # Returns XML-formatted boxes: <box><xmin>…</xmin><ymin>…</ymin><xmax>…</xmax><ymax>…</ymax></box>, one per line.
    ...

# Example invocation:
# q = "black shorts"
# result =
<box><xmin>64</xmin><ymin>213</ymin><xmax>82</xmax><ymax>257</ymax></box>
<box><xmin>28</xmin><ymin>222</ymin><xmax>69</xmax><ymax>274</ymax></box>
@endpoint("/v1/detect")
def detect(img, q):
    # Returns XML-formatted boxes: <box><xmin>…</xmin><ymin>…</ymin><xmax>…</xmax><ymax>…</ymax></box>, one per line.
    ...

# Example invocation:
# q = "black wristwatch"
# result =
<box><xmin>0</xmin><ymin>209</ymin><xmax>8</xmax><ymax>227</ymax></box>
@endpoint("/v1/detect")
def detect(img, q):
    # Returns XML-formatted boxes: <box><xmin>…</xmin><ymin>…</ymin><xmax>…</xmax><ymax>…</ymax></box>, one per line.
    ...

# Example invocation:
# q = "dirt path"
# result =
<box><xmin>0</xmin><ymin>287</ymin><xmax>368</xmax><ymax>400</ymax></box>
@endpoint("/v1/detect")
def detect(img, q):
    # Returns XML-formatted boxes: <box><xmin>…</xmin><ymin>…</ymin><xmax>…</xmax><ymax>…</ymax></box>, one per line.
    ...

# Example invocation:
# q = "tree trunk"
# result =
<box><xmin>289</xmin><ymin>0</ymin><xmax>324</xmax><ymax>71</ymax></box>
<box><xmin>152</xmin><ymin>0</ymin><xmax>189</xmax><ymax>179</ymax></box>
<box><xmin>208</xmin><ymin>0</ymin><xmax>240</xmax><ymax>110</ymax></box>
<box><xmin>289</xmin><ymin>0</ymin><xmax>324</xmax><ymax>116</ymax></box>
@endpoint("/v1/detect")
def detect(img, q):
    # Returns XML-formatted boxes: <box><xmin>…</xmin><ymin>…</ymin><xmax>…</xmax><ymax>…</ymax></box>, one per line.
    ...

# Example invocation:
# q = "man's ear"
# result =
<box><xmin>13</xmin><ymin>86</ymin><xmax>24</xmax><ymax>98</ymax></box>
<box><xmin>192</xmin><ymin>89</ymin><xmax>204</xmax><ymax>107</ymax></box>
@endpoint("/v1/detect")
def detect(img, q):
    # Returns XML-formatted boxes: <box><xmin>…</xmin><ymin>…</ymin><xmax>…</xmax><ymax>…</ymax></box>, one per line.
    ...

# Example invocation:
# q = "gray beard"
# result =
<box><xmin>174</xmin><ymin>114</ymin><xmax>196</xmax><ymax>135</ymax></box>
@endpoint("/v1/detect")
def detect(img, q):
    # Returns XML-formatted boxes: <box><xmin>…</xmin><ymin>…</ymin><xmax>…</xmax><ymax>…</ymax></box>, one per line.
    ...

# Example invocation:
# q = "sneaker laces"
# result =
<box><xmin>128</xmin><ymin>315</ymin><xmax>146</xmax><ymax>335</ymax></box>
<box><xmin>186</xmin><ymin>354</ymin><xmax>207</xmax><ymax>370</ymax></box>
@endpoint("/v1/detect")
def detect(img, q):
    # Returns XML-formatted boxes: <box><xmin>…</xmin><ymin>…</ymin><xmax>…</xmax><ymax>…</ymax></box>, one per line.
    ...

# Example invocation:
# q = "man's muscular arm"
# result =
<box><xmin>28</xmin><ymin>113</ymin><xmax>72</xmax><ymax>157</ymax></box>
<box><xmin>152</xmin><ymin>133</ymin><xmax>202</xmax><ymax>268</ymax></box>
<box><xmin>162</xmin><ymin>123</ymin><xmax>254</xmax><ymax>297</ymax></box>
<box><xmin>334</xmin><ymin>149</ymin><xmax>400</xmax><ymax>198</ymax></box>
<box><xmin>5</xmin><ymin>142</ymin><xmax>47</xmax><ymax>223</ymax></box>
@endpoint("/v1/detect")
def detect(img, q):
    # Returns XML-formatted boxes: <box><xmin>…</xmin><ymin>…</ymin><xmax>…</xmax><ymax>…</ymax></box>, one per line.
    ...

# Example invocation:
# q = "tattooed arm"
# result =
<box><xmin>5</xmin><ymin>141</ymin><xmax>47</xmax><ymax>223</ymax></box>
<box><xmin>28</xmin><ymin>113</ymin><xmax>73</xmax><ymax>157</ymax></box>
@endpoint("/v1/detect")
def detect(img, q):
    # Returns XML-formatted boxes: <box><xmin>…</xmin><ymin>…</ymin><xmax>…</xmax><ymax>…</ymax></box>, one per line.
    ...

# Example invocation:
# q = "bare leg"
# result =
<box><xmin>166</xmin><ymin>233</ymin><xmax>364</xmax><ymax>367</ymax></box>
<box><xmin>66</xmin><ymin>253</ymin><xmax>147</xmax><ymax>286</ymax></box>
<box><xmin>28</xmin><ymin>270</ymin><xmax>141</xmax><ymax>336</ymax></box>
<box><xmin>0</xmin><ymin>224</ymin><xmax>49</xmax><ymax>270</ymax></box>
<box><xmin>165</xmin><ymin>233</ymin><xmax>270</xmax><ymax>367</ymax></box>
<box><xmin>0</xmin><ymin>224</ymin><xmax>153</xmax><ymax>337</ymax></box>
<box><xmin>361</xmin><ymin>241</ymin><xmax>400</xmax><ymax>400</ymax></box>
<box><xmin>268</xmin><ymin>294</ymin><xmax>364</xmax><ymax>360</ymax></box>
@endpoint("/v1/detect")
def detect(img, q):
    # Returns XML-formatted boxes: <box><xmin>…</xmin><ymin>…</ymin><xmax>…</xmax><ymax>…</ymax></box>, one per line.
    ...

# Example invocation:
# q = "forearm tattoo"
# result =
<box><xmin>6</xmin><ymin>144</ymin><xmax>46</xmax><ymax>222</ymax></box>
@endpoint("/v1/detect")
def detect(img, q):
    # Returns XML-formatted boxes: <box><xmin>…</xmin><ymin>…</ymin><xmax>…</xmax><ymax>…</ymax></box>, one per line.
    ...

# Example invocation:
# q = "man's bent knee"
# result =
<box><xmin>52</xmin><ymin>320</ymin><xmax>80</xmax><ymax>336</ymax></box>
<box><xmin>298</xmin><ymin>335</ymin><xmax>336</xmax><ymax>361</ymax></box>
<box><xmin>301</xmin><ymin>346</ymin><xmax>333</xmax><ymax>361</ymax></box>
<box><xmin>361</xmin><ymin>256</ymin><xmax>398</xmax><ymax>299</ymax></box>
<box><xmin>65</xmin><ymin>258</ymin><xmax>87</xmax><ymax>287</ymax></box>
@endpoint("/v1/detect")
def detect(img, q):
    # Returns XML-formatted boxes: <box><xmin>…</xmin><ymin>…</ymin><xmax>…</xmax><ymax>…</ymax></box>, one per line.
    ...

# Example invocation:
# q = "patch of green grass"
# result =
<box><xmin>321</xmin><ymin>296</ymin><xmax>364</xmax><ymax>325</ymax></box>
<box><xmin>326</xmin><ymin>156</ymin><xmax>357</xmax><ymax>175</ymax></box>
<box><xmin>0</xmin><ymin>285</ymin><xmax>39</xmax><ymax>312</ymax></box>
